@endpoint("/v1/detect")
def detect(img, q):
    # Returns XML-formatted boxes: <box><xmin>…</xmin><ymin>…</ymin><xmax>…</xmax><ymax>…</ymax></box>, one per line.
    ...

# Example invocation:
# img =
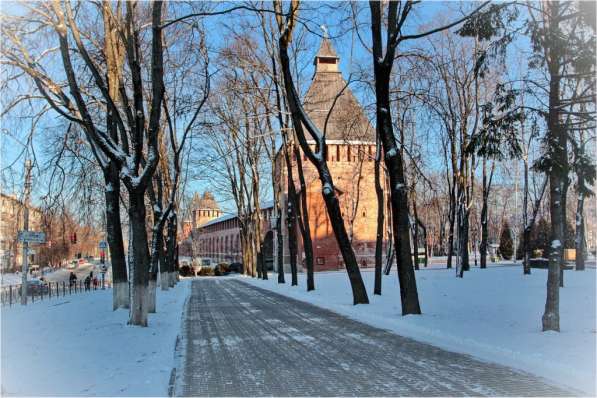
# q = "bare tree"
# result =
<box><xmin>274</xmin><ymin>0</ymin><xmax>369</xmax><ymax>305</ymax></box>
<box><xmin>2</xmin><ymin>1</ymin><xmax>166</xmax><ymax>325</ymax></box>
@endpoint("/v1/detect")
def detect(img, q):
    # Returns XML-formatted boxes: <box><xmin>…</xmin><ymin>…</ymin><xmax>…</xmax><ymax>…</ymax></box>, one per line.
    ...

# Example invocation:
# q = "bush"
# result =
<box><xmin>218</xmin><ymin>263</ymin><xmax>230</xmax><ymax>273</ymax></box>
<box><xmin>179</xmin><ymin>265</ymin><xmax>194</xmax><ymax>277</ymax></box>
<box><xmin>197</xmin><ymin>267</ymin><xmax>214</xmax><ymax>277</ymax></box>
<box><xmin>532</xmin><ymin>218</ymin><xmax>551</xmax><ymax>257</ymax></box>
<box><xmin>499</xmin><ymin>221</ymin><xmax>513</xmax><ymax>260</ymax></box>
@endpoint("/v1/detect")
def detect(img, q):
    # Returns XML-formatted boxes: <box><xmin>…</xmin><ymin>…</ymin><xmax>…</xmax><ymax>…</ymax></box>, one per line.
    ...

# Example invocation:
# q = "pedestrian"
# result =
<box><xmin>84</xmin><ymin>275</ymin><xmax>91</xmax><ymax>291</ymax></box>
<box><xmin>92</xmin><ymin>276</ymin><xmax>98</xmax><ymax>290</ymax></box>
<box><xmin>69</xmin><ymin>272</ymin><xmax>77</xmax><ymax>287</ymax></box>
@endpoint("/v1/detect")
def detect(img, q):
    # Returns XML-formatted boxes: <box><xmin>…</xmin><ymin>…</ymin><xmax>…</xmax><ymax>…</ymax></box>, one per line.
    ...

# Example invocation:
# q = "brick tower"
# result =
<box><xmin>191</xmin><ymin>191</ymin><xmax>222</xmax><ymax>230</ymax></box>
<box><xmin>275</xmin><ymin>37</ymin><xmax>390</xmax><ymax>272</ymax></box>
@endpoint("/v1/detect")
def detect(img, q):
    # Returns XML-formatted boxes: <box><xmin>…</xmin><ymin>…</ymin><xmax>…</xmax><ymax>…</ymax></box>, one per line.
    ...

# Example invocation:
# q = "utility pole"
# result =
<box><xmin>20</xmin><ymin>159</ymin><xmax>33</xmax><ymax>305</ymax></box>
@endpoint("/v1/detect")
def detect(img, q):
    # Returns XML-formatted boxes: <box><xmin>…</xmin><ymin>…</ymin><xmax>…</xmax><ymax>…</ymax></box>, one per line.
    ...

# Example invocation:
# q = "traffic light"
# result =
<box><xmin>100</xmin><ymin>250</ymin><xmax>105</xmax><ymax>264</ymax></box>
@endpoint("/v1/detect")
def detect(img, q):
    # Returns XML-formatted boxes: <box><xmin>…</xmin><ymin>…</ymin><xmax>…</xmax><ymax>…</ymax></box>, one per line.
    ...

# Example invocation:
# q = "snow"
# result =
<box><xmin>385</xmin><ymin>147</ymin><xmax>397</xmax><ymax>158</ymax></box>
<box><xmin>322</xmin><ymin>182</ymin><xmax>333</xmax><ymax>196</ymax></box>
<box><xmin>1</xmin><ymin>280</ymin><xmax>190</xmax><ymax>396</ymax></box>
<box><xmin>551</xmin><ymin>240</ymin><xmax>562</xmax><ymax>248</ymax></box>
<box><xmin>242</xmin><ymin>266</ymin><xmax>596</xmax><ymax>395</ymax></box>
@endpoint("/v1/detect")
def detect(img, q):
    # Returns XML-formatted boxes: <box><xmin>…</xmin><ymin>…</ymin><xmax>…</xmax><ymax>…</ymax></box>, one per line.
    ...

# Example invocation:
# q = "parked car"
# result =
<box><xmin>200</xmin><ymin>258</ymin><xmax>212</xmax><ymax>267</ymax></box>
<box><xmin>26</xmin><ymin>279</ymin><xmax>49</xmax><ymax>295</ymax></box>
<box><xmin>214</xmin><ymin>263</ymin><xmax>230</xmax><ymax>276</ymax></box>
<box><xmin>228</xmin><ymin>262</ymin><xmax>243</xmax><ymax>274</ymax></box>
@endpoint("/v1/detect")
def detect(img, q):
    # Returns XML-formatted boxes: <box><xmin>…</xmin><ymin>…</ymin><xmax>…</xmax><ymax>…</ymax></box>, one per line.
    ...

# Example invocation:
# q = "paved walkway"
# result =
<box><xmin>173</xmin><ymin>279</ymin><xmax>573</xmax><ymax>397</ymax></box>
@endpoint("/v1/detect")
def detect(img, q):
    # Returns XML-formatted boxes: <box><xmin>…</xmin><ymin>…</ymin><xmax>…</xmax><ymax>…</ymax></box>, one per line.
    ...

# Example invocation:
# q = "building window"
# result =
<box><xmin>336</xmin><ymin>145</ymin><xmax>340</xmax><ymax>162</ymax></box>
<box><xmin>316</xmin><ymin>257</ymin><xmax>325</xmax><ymax>265</ymax></box>
<box><xmin>347</xmin><ymin>146</ymin><xmax>351</xmax><ymax>162</ymax></box>
<box><xmin>362</xmin><ymin>209</ymin><xmax>366</xmax><ymax>218</ymax></box>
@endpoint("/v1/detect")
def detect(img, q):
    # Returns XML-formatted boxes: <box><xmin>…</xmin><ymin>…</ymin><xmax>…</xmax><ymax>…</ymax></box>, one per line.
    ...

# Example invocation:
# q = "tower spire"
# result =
<box><xmin>314</xmin><ymin>36</ymin><xmax>339</xmax><ymax>73</ymax></box>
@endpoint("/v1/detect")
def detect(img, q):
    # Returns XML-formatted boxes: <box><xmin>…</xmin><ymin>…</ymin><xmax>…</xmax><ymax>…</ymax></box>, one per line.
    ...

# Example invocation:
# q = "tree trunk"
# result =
<box><xmin>374</xmin><ymin>140</ymin><xmax>384</xmax><ymax>295</ymax></box>
<box><xmin>166</xmin><ymin>214</ymin><xmax>177</xmax><ymax>287</ymax></box>
<box><xmin>282</xmin><ymin>141</ymin><xmax>299</xmax><ymax>286</ymax></box>
<box><xmin>104</xmin><ymin>166</ymin><xmax>129</xmax><ymax>310</ymax></box>
<box><xmin>369</xmin><ymin>44</ymin><xmax>420</xmax><ymax>313</ymax></box>
<box><xmin>159</xmin><ymin>233</ymin><xmax>169</xmax><ymax>291</ymax></box>
<box><xmin>447</xmin><ymin>195</ymin><xmax>456</xmax><ymax>269</ymax></box>
<box><xmin>411</xmin><ymin>208</ymin><xmax>419</xmax><ymax>271</ymax></box>
<box><xmin>148</xmin><ymin>211</ymin><xmax>165</xmax><ymax>313</ymax></box>
<box><xmin>128</xmin><ymin>190</ymin><xmax>150</xmax><ymax>327</ymax></box>
<box><xmin>276</xmin><ymin>206</ymin><xmax>285</xmax><ymax>283</ymax></box>
<box><xmin>522</xmin><ymin>155</ymin><xmax>531</xmax><ymax>274</ymax></box>
<box><xmin>418</xmin><ymin>219</ymin><xmax>428</xmax><ymax>267</ymax></box>
<box><xmin>256</xmin><ymin>232</ymin><xmax>263</xmax><ymax>279</ymax></box>
<box><xmin>458</xmin><ymin>207</ymin><xmax>470</xmax><ymax>277</ymax></box>
<box><xmin>480</xmin><ymin>160</ymin><xmax>489</xmax><ymax>269</ymax></box>
<box><xmin>102</xmin><ymin>6</ymin><xmax>128</xmax><ymax>310</ymax></box>
<box><xmin>575</xmin><ymin>195</ymin><xmax>585</xmax><ymax>271</ymax></box>
<box><xmin>294</xmin><ymin>145</ymin><xmax>314</xmax><ymax>291</ymax></box>
<box><xmin>457</xmin><ymin>170</ymin><xmax>471</xmax><ymax>276</ymax></box>
<box><xmin>446</xmin><ymin>141</ymin><xmax>458</xmax><ymax>270</ymax></box>
<box><xmin>257</xmin><ymin>249</ymin><xmax>264</xmax><ymax>279</ymax></box>
<box><xmin>542</xmin><ymin>2</ymin><xmax>564</xmax><ymax>332</ymax></box>
<box><xmin>286</xmin><ymin>191</ymin><xmax>298</xmax><ymax>286</ymax></box>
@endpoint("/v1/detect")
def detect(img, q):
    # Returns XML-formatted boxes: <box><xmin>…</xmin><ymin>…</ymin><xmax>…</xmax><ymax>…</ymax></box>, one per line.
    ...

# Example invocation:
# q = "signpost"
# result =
<box><xmin>98</xmin><ymin>241</ymin><xmax>108</xmax><ymax>288</ymax></box>
<box><xmin>18</xmin><ymin>231</ymin><xmax>46</xmax><ymax>244</ymax></box>
<box><xmin>20</xmin><ymin>160</ymin><xmax>32</xmax><ymax>305</ymax></box>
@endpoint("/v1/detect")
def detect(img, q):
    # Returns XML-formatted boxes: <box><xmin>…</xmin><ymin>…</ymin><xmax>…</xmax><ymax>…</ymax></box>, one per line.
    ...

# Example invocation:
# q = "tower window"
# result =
<box><xmin>319</xmin><ymin>58</ymin><xmax>336</xmax><ymax>64</ymax></box>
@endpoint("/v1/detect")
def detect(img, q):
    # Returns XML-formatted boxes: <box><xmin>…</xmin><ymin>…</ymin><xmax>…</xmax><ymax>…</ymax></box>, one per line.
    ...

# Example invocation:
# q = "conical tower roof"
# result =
<box><xmin>302</xmin><ymin>38</ymin><xmax>374</xmax><ymax>142</ymax></box>
<box><xmin>315</xmin><ymin>37</ymin><xmax>339</xmax><ymax>61</ymax></box>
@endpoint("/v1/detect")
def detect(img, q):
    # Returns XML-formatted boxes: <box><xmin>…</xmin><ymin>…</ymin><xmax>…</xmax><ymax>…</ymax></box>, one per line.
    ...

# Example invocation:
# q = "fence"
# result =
<box><xmin>0</xmin><ymin>279</ymin><xmax>111</xmax><ymax>306</ymax></box>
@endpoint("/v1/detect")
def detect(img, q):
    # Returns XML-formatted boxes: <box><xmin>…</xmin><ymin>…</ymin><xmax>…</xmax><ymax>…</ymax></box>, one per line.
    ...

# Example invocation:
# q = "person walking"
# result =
<box><xmin>69</xmin><ymin>272</ymin><xmax>77</xmax><ymax>288</ymax></box>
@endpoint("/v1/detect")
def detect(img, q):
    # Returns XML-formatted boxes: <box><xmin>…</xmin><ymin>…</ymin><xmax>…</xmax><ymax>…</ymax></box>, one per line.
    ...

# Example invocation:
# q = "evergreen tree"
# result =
<box><xmin>532</xmin><ymin>218</ymin><xmax>551</xmax><ymax>258</ymax></box>
<box><xmin>499</xmin><ymin>222</ymin><xmax>514</xmax><ymax>260</ymax></box>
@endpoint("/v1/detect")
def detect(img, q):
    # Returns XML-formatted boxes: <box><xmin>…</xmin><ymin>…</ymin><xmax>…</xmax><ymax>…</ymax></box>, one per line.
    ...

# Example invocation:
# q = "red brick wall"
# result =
<box><xmin>276</xmin><ymin>142</ymin><xmax>391</xmax><ymax>272</ymax></box>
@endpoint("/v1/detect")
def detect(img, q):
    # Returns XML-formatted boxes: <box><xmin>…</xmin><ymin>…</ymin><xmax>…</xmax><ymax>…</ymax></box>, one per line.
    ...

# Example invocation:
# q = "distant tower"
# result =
<box><xmin>192</xmin><ymin>191</ymin><xmax>222</xmax><ymax>229</ymax></box>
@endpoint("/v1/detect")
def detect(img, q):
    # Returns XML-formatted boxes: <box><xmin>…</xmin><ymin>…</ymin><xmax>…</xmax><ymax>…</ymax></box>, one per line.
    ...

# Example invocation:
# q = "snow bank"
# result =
<box><xmin>1</xmin><ymin>280</ymin><xmax>190</xmax><ymax>396</ymax></box>
<box><xmin>241</xmin><ymin>266</ymin><xmax>596</xmax><ymax>395</ymax></box>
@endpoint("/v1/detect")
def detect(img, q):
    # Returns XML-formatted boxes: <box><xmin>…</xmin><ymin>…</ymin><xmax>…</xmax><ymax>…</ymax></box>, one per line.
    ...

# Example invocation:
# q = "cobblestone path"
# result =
<box><xmin>173</xmin><ymin>278</ymin><xmax>573</xmax><ymax>397</ymax></box>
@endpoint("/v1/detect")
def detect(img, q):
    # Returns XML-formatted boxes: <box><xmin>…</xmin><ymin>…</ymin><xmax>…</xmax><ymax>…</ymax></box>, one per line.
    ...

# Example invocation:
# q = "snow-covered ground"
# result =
<box><xmin>1</xmin><ymin>280</ymin><xmax>190</xmax><ymax>396</ymax></box>
<box><xmin>242</xmin><ymin>266</ymin><xmax>596</xmax><ymax>395</ymax></box>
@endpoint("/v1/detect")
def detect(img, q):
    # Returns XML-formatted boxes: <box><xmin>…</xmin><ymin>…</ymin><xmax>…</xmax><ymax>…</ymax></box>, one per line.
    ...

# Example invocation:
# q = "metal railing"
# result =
<box><xmin>0</xmin><ymin>279</ymin><xmax>111</xmax><ymax>306</ymax></box>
